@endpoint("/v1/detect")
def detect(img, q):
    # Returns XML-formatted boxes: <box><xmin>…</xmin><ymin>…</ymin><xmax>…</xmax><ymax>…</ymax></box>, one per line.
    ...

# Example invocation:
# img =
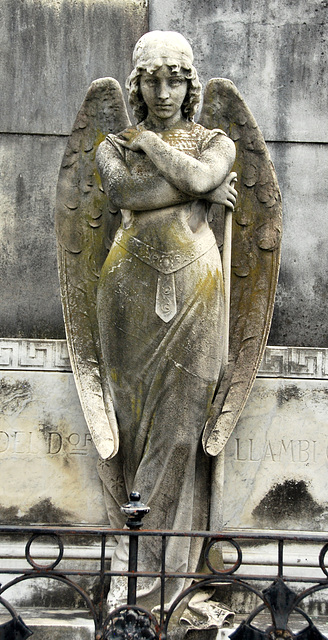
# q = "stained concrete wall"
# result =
<box><xmin>0</xmin><ymin>0</ymin><xmax>148</xmax><ymax>338</ymax></box>
<box><xmin>149</xmin><ymin>0</ymin><xmax>328</xmax><ymax>347</ymax></box>
<box><xmin>1</xmin><ymin>0</ymin><xmax>328</xmax><ymax>345</ymax></box>
<box><xmin>2</xmin><ymin>0</ymin><xmax>148</xmax><ymax>135</ymax></box>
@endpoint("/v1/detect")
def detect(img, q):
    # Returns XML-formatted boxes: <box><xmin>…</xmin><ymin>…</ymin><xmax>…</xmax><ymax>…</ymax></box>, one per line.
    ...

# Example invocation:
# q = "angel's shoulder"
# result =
<box><xmin>188</xmin><ymin>123</ymin><xmax>234</xmax><ymax>162</ymax></box>
<box><xmin>97</xmin><ymin>130</ymin><xmax>129</xmax><ymax>165</ymax></box>
<box><xmin>117</xmin><ymin>124</ymin><xmax>139</xmax><ymax>136</ymax></box>
<box><xmin>190</xmin><ymin>122</ymin><xmax>227</xmax><ymax>148</ymax></box>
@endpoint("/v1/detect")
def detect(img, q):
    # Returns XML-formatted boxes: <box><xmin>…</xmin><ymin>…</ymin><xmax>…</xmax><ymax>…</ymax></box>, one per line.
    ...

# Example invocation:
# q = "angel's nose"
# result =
<box><xmin>157</xmin><ymin>80</ymin><xmax>170</xmax><ymax>99</ymax></box>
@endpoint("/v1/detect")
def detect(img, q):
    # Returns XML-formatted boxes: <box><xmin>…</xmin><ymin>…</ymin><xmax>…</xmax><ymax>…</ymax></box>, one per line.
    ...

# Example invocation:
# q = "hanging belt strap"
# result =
<box><xmin>114</xmin><ymin>227</ymin><xmax>216</xmax><ymax>322</ymax></box>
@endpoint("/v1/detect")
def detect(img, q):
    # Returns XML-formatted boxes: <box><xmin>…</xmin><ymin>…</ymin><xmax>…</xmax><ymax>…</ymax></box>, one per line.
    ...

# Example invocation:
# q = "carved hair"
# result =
<box><xmin>126</xmin><ymin>60</ymin><xmax>202</xmax><ymax>123</ymax></box>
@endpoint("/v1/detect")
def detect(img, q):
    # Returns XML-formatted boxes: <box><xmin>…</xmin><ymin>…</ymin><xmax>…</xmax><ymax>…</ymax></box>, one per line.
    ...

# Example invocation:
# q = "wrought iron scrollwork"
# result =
<box><xmin>0</xmin><ymin>595</ymin><xmax>32</xmax><ymax>640</ymax></box>
<box><xmin>25</xmin><ymin>532</ymin><xmax>64</xmax><ymax>570</ymax></box>
<box><xmin>1</xmin><ymin>497</ymin><xmax>328</xmax><ymax>640</ymax></box>
<box><xmin>104</xmin><ymin>605</ymin><xmax>159</xmax><ymax>640</ymax></box>
<box><xmin>205</xmin><ymin>537</ymin><xmax>242</xmax><ymax>574</ymax></box>
<box><xmin>230</xmin><ymin>580</ymin><xmax>328</xmax><ymax>640</ymax></box>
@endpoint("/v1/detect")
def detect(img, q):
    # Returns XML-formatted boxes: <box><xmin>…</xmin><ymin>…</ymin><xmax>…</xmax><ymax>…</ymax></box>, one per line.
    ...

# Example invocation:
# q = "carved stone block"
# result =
<box><xmin>0</xmin><ymin>370</ymin><xmax>107</xmax><ymax>524</ymax></box>
<box><xmin>224</xmin><ymin>377</ymin><xmax>328</xmax><ymax>531</ymax></box>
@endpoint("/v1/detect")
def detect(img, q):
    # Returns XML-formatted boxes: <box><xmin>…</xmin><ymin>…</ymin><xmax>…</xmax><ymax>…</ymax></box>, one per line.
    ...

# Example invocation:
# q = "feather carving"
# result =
<box><xmin>56</xmin><ymin>78</ymin><xmax>130</xmax><ymax>459</ymax></box>
<box><xmin>199</xmin><ymin>79</ymin><xmax>282</xmax><ymax>456</ymax></box>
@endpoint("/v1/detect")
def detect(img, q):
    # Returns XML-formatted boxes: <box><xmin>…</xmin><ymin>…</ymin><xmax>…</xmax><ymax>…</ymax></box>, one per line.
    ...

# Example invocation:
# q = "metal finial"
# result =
<box><xmin>120</xmin><ymin>492</ymin><xmax>150</xmax><ymax>529</ymax></box>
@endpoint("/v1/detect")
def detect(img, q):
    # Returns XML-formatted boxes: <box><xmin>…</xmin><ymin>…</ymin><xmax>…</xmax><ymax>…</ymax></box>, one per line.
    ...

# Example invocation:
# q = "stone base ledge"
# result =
<box><xmin>0</xmin><ymin>609</ymin><xmax>94</xmax><ymax>640</ymax></box>
<box><xmin>0</xmin><ymin>539</ymin><xmax>115</xmax><ymax>562</ymax></box>
<box><xmin>0</xmin><ymin>608</ymin><xmax>234</xmax><ymax>640</ymax></box>
<box><xmin>0</xmin><ymin>535</ymin><xmax>323</xmax><ymax>574</ymax></box>
<box><xmin>1</xmin><ymin>610</ymin><xmax>328</xmax><ymax>640</ymax></box>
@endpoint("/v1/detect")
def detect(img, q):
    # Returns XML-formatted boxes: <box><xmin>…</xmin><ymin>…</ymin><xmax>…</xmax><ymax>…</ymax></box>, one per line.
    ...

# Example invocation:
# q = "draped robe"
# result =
<box><xmin>96</xmin><ymin>122</ymin><xmax>225</xmax><ymax>609</ymax></box>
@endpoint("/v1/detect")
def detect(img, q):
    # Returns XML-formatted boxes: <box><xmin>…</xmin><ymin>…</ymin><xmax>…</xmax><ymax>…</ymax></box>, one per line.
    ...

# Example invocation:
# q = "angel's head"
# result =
<box><xmin>126</xmin><ymin>31</ymin><xmax>202</xmax><ymax>123</ymax></box>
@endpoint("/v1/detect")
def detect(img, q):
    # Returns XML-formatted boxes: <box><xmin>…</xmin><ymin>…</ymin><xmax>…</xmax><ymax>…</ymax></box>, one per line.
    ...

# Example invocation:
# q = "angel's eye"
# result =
<box><xmin>170</xmin><ymin>78</ymin><xmax>185</xmax><ymax>86</ymax></box>
<box><xmin>144</xmin><ymin>78</ymin><xmax>156</xmax><ymax>86</ymax></box>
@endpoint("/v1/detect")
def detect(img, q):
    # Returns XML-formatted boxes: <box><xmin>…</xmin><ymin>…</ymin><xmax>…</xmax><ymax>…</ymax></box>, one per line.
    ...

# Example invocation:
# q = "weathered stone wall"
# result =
<box><xmin>149</xmin><ymin>1</ymin><xmax>328</xmax><ymax>347</ymax></box>
<box><xmin>1</xmin><ymin>0</ymin><xmax>327</xmax><ymax>345</ymax></box>
<box><xmin>0</xmin><ymin>0</ymin><xmax>148</xmax><ymax>338</ymax></box>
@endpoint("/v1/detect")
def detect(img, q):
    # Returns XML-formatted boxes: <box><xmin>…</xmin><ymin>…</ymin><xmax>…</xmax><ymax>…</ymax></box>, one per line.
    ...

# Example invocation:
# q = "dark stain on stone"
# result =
<box><xmin>15</xmin><ymin>173</ymin><xmax>26</xmax><ymax>208</ymax></box>
<box><xmin>17</xmin><ymin>572</ymin><xmax>108</xmax><ymax>609</ymax></box>
<box><xmin>0</xmin><ymin>378</ymin><xmax>32</xmax><ymax>415</ymax></box>
<box><xmin>277</xmin><ymin>384</ymin><xmax>302</xmax><ymax>406</ymax></box>
<box><xmin>38</xmin><ymin>418</ymin><xmax>56</xmax><ymax>436</ymax></box>
<box><xmin>0</xmin><ymin>498</ymin><xmax>72</xmax><ymax>524</ymax></box>
<box><xmin>0</xmin><ymin>505</ymin><xmax>19</xmax><ymax>522</ymax></box>
<box><xmin>38</xmin><ymin>420</ymin><xmax>71</xmax><ymax>468</ymax></box>
<box><xmin>253</xmin><ymin>479</ymin><xmax>323</xmax><ymax>527</ymax></box>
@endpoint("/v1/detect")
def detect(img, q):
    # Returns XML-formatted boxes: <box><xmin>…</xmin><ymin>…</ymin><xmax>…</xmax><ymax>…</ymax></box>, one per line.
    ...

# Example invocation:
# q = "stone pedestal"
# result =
<box><xmin>1</xmin><ymin>341</ymin><xmax>328</xmax><ymax>616</ymax></box>
<box><xmin>0</xmin><ymin>341</ymin><xmax>107</xmax><ymax>525</ymax></box>
<box><xmin>1</xmin><ymin>340</ymin><xmax>327</xmax><ymax>532</ymax></box>
<box><xmin>224</xmin><ymin>373</ymin><xmax>328</xmax><ymax>531</ymax></box>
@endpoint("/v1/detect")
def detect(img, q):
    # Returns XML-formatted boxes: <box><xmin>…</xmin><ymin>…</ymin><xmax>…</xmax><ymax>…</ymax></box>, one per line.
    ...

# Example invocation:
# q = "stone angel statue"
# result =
<box><xmin>56</xmin><ymin>31</ymin><xmax>281</xmax><ymax>612</ymax></box>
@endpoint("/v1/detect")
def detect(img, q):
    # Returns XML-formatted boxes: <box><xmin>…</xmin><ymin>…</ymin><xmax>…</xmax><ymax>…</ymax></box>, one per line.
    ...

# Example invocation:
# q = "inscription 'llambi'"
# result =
<box><xmin>235</xmin><ymin>438</ymin><xmax>317</xmax><ymax>463</ymax></box>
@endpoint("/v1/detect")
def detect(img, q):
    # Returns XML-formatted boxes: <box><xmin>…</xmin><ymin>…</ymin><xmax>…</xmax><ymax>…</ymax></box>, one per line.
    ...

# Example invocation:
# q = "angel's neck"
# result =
<box><xmin>142</xmin><ymin>112</ymin><xmax>187</xmax><ymax>132</ymax></box>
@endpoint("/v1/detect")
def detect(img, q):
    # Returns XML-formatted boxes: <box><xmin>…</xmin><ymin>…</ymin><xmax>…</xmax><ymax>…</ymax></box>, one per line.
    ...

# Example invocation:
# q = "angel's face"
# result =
<box><xmin>139</xmin><ymin>65</ymin><xmax>188</xmax><ymax>122</ymax></box>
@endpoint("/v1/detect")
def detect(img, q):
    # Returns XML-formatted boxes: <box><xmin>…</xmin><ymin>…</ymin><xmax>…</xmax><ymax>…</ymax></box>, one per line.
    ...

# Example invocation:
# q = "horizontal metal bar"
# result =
<box><xmin>0</xmin><ymin>568</ymin><xmax>328</xmax><ymax>585</ymax></box>
<box><xmin>1</xmin><ymin>526</ymin><xmax>328</xmax><ymax>542</ymax></box>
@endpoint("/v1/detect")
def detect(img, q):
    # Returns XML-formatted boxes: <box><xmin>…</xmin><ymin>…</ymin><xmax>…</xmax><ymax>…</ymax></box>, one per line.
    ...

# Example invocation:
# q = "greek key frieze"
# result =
<box><xmin>258</xmin><ymin>346</ymin><xmax>328</xmax><ymax>379</ymax></box>
<box><xmin>1</xmin><ymin>340</ymin><xmax>327</xmax><ymax>378</ymax></box>
<box><xmin>0</xmin><ymin>339</ymin><xmax>71</xmax><ymax>371</ymax></box>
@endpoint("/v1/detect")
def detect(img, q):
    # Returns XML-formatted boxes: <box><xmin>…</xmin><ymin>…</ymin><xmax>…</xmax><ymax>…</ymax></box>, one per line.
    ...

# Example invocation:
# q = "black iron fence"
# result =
<box><xmin>1</xmin><ymin>493</ymin><xmax>328</xmax><ymax>640</ymax></box>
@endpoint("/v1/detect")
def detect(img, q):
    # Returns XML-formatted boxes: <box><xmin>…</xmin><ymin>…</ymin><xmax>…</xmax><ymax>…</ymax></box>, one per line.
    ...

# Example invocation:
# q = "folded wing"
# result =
<box><xmin>199</xmin><ymin>79</ymin><xmax>282</xmax><ymax>456</ymax></box>
<box><xmin>56</xmin><ymin>78</ymin><xmax>130</xmax><ymax>459</ymax></box>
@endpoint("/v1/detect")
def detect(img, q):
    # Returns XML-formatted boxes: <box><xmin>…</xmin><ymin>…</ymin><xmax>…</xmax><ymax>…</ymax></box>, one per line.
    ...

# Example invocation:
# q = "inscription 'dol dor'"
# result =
<box><xmin>0</xmin><ymin>429</ymin><xmax>93</xmax><ymax>456</ymax></box>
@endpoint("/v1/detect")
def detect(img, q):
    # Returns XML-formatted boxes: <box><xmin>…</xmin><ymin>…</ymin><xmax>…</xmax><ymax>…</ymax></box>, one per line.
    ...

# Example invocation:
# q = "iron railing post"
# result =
<box><xmin>120</xmin><ymin>492</ymin><xmax>150</xmax><ymax>605</ymax></box>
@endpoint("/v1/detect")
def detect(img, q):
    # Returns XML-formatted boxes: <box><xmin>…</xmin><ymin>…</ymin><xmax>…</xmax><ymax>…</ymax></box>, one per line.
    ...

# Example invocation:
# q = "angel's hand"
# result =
<box><xmin>205</xmin><ymin>172</ymin><xmax>237</xmax><ymax>209</ymax></box>
<box><xmin>115</xmin><ymin>129</ymin><xmax>157</xmax><ymax>152</ymax></box>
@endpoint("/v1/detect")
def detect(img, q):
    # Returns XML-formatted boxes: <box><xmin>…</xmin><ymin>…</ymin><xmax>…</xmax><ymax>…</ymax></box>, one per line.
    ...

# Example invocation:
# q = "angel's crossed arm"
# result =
<box><xmin>96</xmin><ymin>129</ymin><xmax>236</xmax><ymax>212</ymax></box>
<box><xmin>96</xmin><ymin>137</ymin><xmax>193</xmax><ymax>211</ymax></box>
